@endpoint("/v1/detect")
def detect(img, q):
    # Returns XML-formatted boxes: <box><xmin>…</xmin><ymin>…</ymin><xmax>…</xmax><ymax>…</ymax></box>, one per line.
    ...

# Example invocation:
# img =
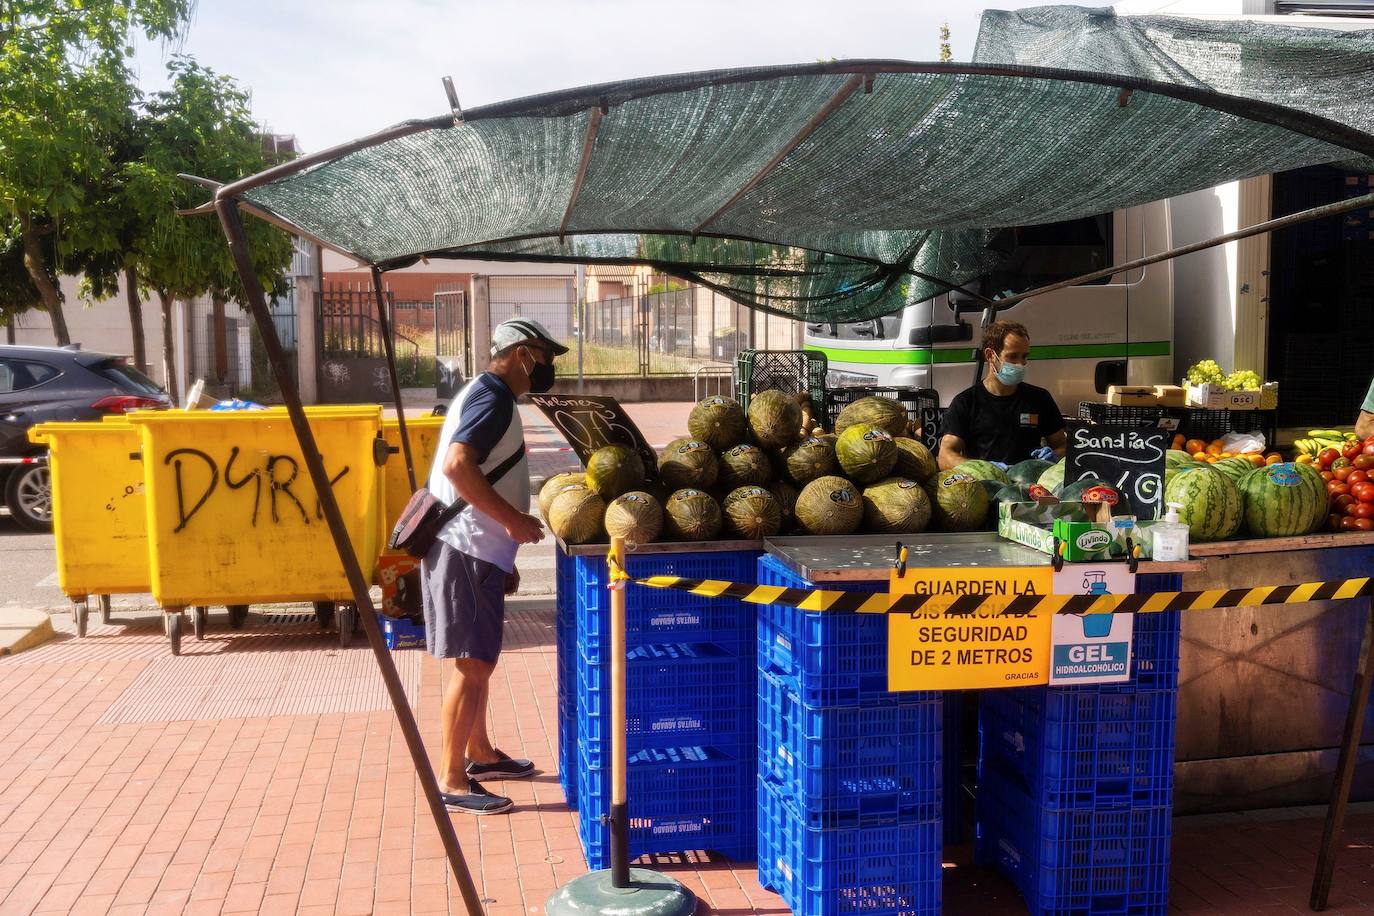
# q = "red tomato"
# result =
<box><xmin>1365</xmin><ymin>436</ymin><xmax>1374</xmax><ymax>448</ymax></box>
<box><xmin>1350</xmin><ymin>470</ymin><xmax>1370</xmax><ymax>485</ymax></box>
<box><xmin>1353</xmin><ymin>517</ymin><xmax>1374</xmax><ymax>531</ymax></box>
<box><xmin>1365</xmin><ymin>443</ymin><xmax>1374</xmax><ymax>456</ymax></box>
<box><xmin>1319</xmin><ymin>447</ymin><xmax>1341</xmax><ymax>468</ymax></box>
<box><xmin>1345</xmin><ymin>442</ymin><xmax>1363</xmax><ymax>460</ymax></box>
<box><xmin>1321</xmin><ymin>470</ymin><xmax>1336</xmax><ymax>482</ymax></box>
<box><xmin>1341</xmin><ymin>516</ymin><xmax>1365</xmax><ymax>531</ymax></box>
<box><xmin>1328</xmin><ymin>513</ymin><xmax>1345</xmax><ymax>531</ymax></box>
<box><xmin>1355</xmin><ymin>455</ymin><xmax>1374</xmax><ymax>471</ymax></box>
<box><xmin>1335</xmin><ymin>466</ymin><xmax>1355</xmax><ymax>481</ymax></box>
<box><xmin>1334</xmin><ymin>457</ymin><xmax>1353</xmax><ymax>471</ymax></box>
<box><xmin>1353</xmin><ymin>482</ymin><xmax>1374</xmax><ymax>503</ymax></box>
<box><xmin>1354</xmin><ymin>503</ymin><xmax>1374</xmax><ymax>519</ymax></box>
<box><xmin>1346</xmin><ymin>501</ymin><xmax>1365</xmax><ymax>517</ymax></box>
<box><xmin>1335</xmin><ymin>494</ymin><xmax>1357</xmax><ymax>511</ymax></box>
<box><xmin>1328</xmin><ymin>481</ymin><xmax>1351</xmax><ymax>496</ymax></box>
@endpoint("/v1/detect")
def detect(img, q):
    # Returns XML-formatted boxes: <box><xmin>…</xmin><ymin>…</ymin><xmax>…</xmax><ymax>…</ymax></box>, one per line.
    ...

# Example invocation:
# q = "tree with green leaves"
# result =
<box><xmin>0</xmin><ymin>0</ymin><xmax>194</xmax><ymax>345</ymax></box>
<box><xmin>939</xmin><ymin>23</ymin><xmax>952</xmax><ymax>63</ymax></box>
<box><xmin>123</xmin><ymin>56</ymin><xmax>293</xmax><ymax>401</ymax></box>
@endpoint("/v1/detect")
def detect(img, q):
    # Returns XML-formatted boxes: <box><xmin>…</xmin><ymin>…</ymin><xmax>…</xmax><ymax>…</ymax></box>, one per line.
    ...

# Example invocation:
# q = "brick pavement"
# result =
<box><xmin>2</xmin><ymin>606</ymin><xmax>1373</xmax><ymax>915</ymax></box>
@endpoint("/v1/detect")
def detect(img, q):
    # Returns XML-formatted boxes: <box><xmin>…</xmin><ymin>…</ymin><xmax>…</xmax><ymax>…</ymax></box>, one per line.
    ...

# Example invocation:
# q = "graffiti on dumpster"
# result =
<box><xmin>106</xmin><ymin>482</ymin><xmax>145</xmax><ymax>512</ymax></box>
<box><xmin>163</xmin><ymin>446</ymin><xmax>350</xmax><ymax>533</ymax></box>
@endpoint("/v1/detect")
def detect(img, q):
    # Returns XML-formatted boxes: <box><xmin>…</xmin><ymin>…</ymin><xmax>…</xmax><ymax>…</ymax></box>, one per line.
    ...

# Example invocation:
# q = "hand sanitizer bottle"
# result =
<box><xmin>1152</xmin><ymin>502</ymin><xmax>1190</xmax><ymax>561</ymax></box>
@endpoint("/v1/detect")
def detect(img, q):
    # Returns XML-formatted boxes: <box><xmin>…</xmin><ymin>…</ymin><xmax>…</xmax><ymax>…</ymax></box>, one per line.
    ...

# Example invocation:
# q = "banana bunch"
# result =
<box><xmin>1294</xmin><ymin>429</ymin><xmax>1357</xmax><ymax>458</ymax></box>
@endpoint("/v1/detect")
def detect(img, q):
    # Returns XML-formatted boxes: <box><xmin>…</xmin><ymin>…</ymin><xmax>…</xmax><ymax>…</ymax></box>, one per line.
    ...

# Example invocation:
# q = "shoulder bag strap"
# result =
<box><xmin>435</xmin><ymin>443</ymin><xmax>528</xmax><ymax>527</ymax></box>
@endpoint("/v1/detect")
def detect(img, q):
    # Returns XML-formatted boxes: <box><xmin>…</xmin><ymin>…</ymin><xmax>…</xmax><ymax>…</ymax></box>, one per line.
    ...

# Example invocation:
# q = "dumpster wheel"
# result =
<box><xmin>164</xmin><ymin>611</ymin><xmax>183</xmax><ymax>656</ymax></box>
<box><xmin>193</xmin><ymin>606</ymin><xmax>208</xmax><ymax>640</ymax></box>
<box><xmin>312</xmin><ymin>601</ymin><xmax>335</xmax><ymax>630</ymax></box>
<box><xmin>97</xmin><ymin>595</ymin><xmax>112</xmax><ymax>625</ymax></box>
<box><xmin>228</xmin><ymin>605</ymin><xmax>249</xmax><ymax>630</ymax></box>
<box><xmin>338</xmin><ymin>604</ymin><xmax>357</xmax><ymax>648</ymax></box>
<box><xmin>70</xmin><ymin>599</ymin><xmax>89</xmax><ymax>638</ymax></box>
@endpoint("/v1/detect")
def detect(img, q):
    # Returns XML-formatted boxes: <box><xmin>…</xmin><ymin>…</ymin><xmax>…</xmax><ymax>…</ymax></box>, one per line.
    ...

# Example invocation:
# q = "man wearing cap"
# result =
<box><xmin>422</xmin><ymin>317</ymin><xmax>567</xmax><ymax>815</ymax></box>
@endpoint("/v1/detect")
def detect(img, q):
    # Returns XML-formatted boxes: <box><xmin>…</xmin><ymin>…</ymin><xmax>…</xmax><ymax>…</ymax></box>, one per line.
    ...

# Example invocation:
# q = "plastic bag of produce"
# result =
<box><xmin>1221</xmin><ymin>431</ymin><xmax>1265</xmax><ymax>454</ymax></box>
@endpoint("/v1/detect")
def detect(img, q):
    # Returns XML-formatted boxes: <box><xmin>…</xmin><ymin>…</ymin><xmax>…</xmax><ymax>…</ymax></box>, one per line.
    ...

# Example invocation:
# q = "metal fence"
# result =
<box><xmin>318</xmin><ymin>284</ymin><xmax>428</xmax><ymax>388</ymax></box>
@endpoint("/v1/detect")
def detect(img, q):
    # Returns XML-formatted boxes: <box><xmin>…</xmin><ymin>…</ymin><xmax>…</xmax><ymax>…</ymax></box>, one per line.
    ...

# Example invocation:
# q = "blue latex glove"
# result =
<box><xmin>989</xmin><ymin>461</ymin><xmax>1009</xmax><ymax>471</ymax></box>
<box><xmin>1031</xmin><ymin>446</ymin><xmax>1055</xmax><ymax>461</ymax></box>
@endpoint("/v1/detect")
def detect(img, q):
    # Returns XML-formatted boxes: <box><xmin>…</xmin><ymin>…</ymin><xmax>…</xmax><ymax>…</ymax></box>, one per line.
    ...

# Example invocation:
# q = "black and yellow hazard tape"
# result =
<box><xmin>633</xmin><ymin>575</ymin><xmax>1374</xmax><ymax>617</ymax></box>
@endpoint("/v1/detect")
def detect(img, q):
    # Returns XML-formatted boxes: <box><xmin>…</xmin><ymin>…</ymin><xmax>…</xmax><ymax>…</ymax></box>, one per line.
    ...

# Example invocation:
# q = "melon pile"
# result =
<box><xmin>543</xmin><ymin>393</ymin><xmax>955</xmax><ymax>543</ymax></box>
<box><xmin>1162</xmin><ymin>449</ymin><xmax>1325</xmax><ymax>541</ymax></box>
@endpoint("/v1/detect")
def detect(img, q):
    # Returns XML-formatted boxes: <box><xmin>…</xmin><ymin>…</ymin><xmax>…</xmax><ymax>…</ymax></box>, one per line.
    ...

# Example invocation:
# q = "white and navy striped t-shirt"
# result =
<box><xmin>427</xmin><ymin>372</ymin><xmax>529</xmax><ymax>573</ymax></box>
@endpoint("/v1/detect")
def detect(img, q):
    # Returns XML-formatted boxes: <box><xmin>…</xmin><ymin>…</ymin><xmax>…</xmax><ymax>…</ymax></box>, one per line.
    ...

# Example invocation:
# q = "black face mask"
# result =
<box><xmin>522</xmin><ymin>348</ymin><xmax>556</xmax><ymax>393</ymax></box>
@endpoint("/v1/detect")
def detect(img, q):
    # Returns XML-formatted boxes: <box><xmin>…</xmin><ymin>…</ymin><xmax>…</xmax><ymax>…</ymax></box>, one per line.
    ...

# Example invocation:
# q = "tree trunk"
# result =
<box><xmin>124</xmin><ymin>265</ymin><xmax>147</xmax><ymax>374</ymax></box>
<box><xmin>4</xmin><ymin>317</ymin><xmax>14</xmax><ymax>345</ymax></box>
<box><xmin>158</xmin><ymin>290</ymin><xmax>180</xmax><ymax>404</ymax></box>
<box><xmin>19</xmin><ymin>217</ymin><xmax>69</xmax><ymax>347</ymax></box>
<box><xmin>211</xmin><ymin>293</ymin><xmax>228</xmax><ymax>384</ymax></box>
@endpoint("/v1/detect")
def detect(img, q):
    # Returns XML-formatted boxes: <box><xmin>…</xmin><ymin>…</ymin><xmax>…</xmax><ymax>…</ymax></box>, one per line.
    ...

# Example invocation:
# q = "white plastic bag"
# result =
<box><xmin>1220</xmin><ymin>431</ymin><xmax>1265</xmax><ymax>454</ymax></box>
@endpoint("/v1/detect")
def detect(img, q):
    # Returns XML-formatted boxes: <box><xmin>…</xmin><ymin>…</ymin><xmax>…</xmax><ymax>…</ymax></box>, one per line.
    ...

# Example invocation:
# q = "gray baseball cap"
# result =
<box><xmin>490</xmin><ymin>317</ymin><xmax>569</xmax><ymax>357</ymax></box>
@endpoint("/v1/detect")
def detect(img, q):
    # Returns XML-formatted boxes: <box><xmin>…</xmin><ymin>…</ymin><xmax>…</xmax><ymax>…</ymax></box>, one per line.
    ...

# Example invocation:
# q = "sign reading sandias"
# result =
<box><xmin>887</xmin><ymin>566</ymin><xmax>1055</xmax><ymax>691</ymax></box>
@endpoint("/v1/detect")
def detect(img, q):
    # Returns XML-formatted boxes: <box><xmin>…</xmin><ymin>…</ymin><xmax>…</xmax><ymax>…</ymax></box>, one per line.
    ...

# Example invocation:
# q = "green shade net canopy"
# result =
<box><xmin>234</xmin><ymin>6</ymin><xmax>1374</xmax><ymax>324</ymax></box>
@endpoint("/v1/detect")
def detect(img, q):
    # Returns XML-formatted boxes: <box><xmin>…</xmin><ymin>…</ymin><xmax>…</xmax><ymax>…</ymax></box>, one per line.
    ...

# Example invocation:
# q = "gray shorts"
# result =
<box><xmin>419</xmin><ymin>540</ymin><xmax>507</xmax><ymax>661</ymax></box>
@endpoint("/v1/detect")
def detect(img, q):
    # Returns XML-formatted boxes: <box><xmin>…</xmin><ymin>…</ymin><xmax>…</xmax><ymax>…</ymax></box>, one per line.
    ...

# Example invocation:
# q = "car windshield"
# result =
<box><xmin>95</xmin><ymin>359</ymin><xmax>164</xmax><ymax>397</ymax></box>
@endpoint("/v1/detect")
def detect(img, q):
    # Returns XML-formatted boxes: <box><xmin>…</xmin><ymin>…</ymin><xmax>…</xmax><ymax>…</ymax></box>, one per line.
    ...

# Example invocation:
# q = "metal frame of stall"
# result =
<box><xmin>192</xmin><ymin>58</ymin><xmax>1374</xmax><ymax>915</ymax></box>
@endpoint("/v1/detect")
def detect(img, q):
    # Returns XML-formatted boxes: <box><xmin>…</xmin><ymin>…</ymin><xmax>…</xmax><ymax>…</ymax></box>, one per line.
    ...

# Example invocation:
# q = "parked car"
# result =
<box><xmin>0</xmin><ymin>345</ymin><xmax>171</xmax><ymax>531</ymax></box>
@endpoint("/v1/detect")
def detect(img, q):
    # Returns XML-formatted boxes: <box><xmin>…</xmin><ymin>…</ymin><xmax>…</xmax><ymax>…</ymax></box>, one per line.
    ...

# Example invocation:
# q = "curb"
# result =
<box><xmin>0</xmin><ymin>607</ymin><xmax>56</xmax><ymax>657</ymax></box>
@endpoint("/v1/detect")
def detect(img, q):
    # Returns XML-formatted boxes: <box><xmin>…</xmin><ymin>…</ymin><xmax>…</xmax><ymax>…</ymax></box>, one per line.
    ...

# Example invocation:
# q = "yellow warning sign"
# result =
<box><xmin>887</xmin><ymin>566</ymin><xmax>1055</xmax><ymax>691</ymax></box>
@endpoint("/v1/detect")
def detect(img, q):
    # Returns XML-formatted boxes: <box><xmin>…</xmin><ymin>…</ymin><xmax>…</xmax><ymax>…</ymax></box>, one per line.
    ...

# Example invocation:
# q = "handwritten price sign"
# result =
<box><xmin>528</xmin><ymin>394</ymin><xmax>660</xmax><ymax>482</ymax></box>
<box><xmin>1065</xmin><ymin>421</ymin><xmax>1170</xmax><ymax>520</ymax></box>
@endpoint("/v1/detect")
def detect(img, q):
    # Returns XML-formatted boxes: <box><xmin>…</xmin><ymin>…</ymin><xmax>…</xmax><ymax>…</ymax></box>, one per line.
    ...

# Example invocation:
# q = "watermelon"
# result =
<box><xmin>927</xmin><ymin>470</ymin><xmax>990</xmax><ymax>531</ymax></box>
<box><xmin>1060</xmin><ymin>478</ymin><xmax>1134</xmax><ymax>518</ymax></box>
<box><xmin>1164</xmin><ymin>449</ymin><xmax>1197</xmax><ymax>469</ymax></box>
<box><xmin>1238</xmin><ymin>462</ymin><xmax>1325</xmax><ymax>538</ymax></box>
<box><xmin>994</xmin><ymin>482</ymin><xmax>1035</xmax><ymax>504</ymax></box>
<box><xmin>1007</xmin><ymin>458</ymin><xmax>1052</xmax><ymax>486</ymax></box>
<box><xmin>955</xmin><ymin>459</ymin><xmax>1010</xmax><ymax>486</ymax></box>
<box><xmin>1163</xmin><ymin>465</ymin><xmax>1243</xmax><ymax>542</ymax></box>
<box><xmin>1212</xmin><ymin>456</ymin><xmax>1255</xmax><ymax>484</ymax></box>
<box><xmin>1037</xmin><ymin>459</ymin><xmax>1066</xmax><ymax>494</ymax></box>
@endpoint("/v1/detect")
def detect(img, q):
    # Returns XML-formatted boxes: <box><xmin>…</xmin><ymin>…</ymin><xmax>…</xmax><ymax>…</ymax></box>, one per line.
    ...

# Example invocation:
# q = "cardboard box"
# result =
<box><xmin>1153</xmin><ymin>385</ymin><xmax>1186</xmax><ymax>407</ymax></box>
<box><xmin>1186</xmin><ymin>382</ymin><xmax>1279</xmax><ymax>410</ymax></box>
<box><xmin>998</xmin><ymin>498</ymin><xmax>1148</xmax><ymax>561</ymax></box>
<box><xmin>1107</xmin><ymin>385</ymin><xmax>1159</xmax><ymax>407</ymax></box>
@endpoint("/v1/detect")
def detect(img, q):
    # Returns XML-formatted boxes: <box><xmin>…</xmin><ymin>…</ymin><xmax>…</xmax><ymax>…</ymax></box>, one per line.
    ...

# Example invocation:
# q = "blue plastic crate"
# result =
<box><xmin>578</xmin><ymin>642</ymin><xmax>756</xmax><ymax>767</ymax></box>
<box><xmin>1128</xmin><ymin>610</ymin><xmax>1181</xmax><ymax>691</ymax></box>
<box><xmin>758</xmin><ymin>670</ymin><xmax>941</xmax><ymax>828</ymax></box>
<box><xmin>576</xmin><ymin>549</ymin><xmax>760</xmax><ymax>663</ymax></box>
<box><xmin>758</xmin><ymin>781</ymin><xmax>942</xmax><ymax>916</ymax></box>
<box><xmin>378</xmin><ymin>614</ymin><xmax>425</xmax><ymax>650</ymax></box>
<box><xmin>944</xmin><ymin>691</ymin><xmax>965</xmax><ymax>845</ymax></box>
<box><xmin>975</xmin><ymin>781</ymin><xmax>1170</xmax><ymax>916</ymax></box>
<box><xmin>578</xmin><ymin>745</ymin><xmax>756</xmax><ymax>870</ymax></box>
<box><xmin>978</xmin><ymin>693</ymin><xmax>1174</xmax><ymax>811</ymax></box>
<box><xmin>756</xmin><ymin>555</ymin><xmax>899</xmax><ymax>707</ymax></box>
<box><xmin>556</xmin><ymin>546</ymin><xmax>578</xmax><ymax>809</ymax></box>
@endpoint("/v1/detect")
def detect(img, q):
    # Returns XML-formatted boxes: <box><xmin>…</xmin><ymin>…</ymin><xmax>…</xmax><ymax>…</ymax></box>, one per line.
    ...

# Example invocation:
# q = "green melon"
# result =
<box><xmin>1037</xmin><ymin>459</ymin><xmax>1067</xmax><ymax>494</ymax></box>
<box><xmin>1163</xmin><ymin>465</ymin><xmax>1243</xmax><ymax>542</ymax></box>
<box><xmin>834</xmin><ymin>395</ymin><xmax>909</xmax><ymax>438</ymax></box>
<box><xmin>795</xmin><ymin>475</ymin><xmax>864</xmax><ymax>535</ymax></box>
<box><xmin>722</xmin><ymin>486</ymin><xmax>782</xmax><ymax>539</ymax></box>
<box><xmin>548</xmin><ymin>487</ymin><xmax>606</xmax><ymax>545</ymax></box>
<box><xmin>956</xmin><ymin>459</ymin><xmax>1011</xmax><ymax>486</ymax></box>
<box><xmin>687</xmin><ymin>395</ymin><xmax>747</xmax><ymax>452</ymax></box>
<box><xmin>1164</xmin><ymin>449</ymin><xmax>1197</xmax><ymax>469</ymax></box>
<box><xmin>658</xmin><ymin>437</ymin><xmax>719</xmax><ymax>490</ymax></box>
<box><xmin>539</xmin><ymin>472</ymin><xmax>586</xmax><ymax>519</ymax></box>
<box><xmin>719</xmin><ymin>443</ymin><xmax>774</xmax><ymax>490</ymax></box>
<box><xmin>836</xmin><ymin>423</ymin><xmax>898</xmax><ymax>484</ymax></box>
<box><xmin>928</xmin><ymin>471</ymin><xmax>990</xmax><ymax>532</ymax></box>
<box><xmin>783</xmin><ymin>436</ymin><xmax>837</xmax><ymax>487</ymax></box>
<box><xmin>604</xmin><ymin>491</ymin><xmax>663</xmax><ymax>544</ymax></box>
<box><xmin>1238</xmin><ymin>462</ymin><xmax>1326</xmax><ymax>538</ymax></box>
<box><xmin>1211</xmin><ymin>456</ymin><xmax>1256</xmax><ymax>484</ymax></box>
<box><xmin>748</xmin><ymin>389</ymin><xmax>802</xmax><ymax>450</ymax></box>
<box><xmin>768</xmin><ymin>479</ymin><xmax>800</xmax><ymax>534</ymax></box>
<box><xmin>1007</xmin><ymin>458</ymin><xmax>1052</xmax><ymax>486</ymax></box>
<box><xmin>585</xmin><ymin>444</ymin><xmax>646</xmax><ymax>499</ymax></box>
<box><xmin>663</xmin><ymin>488</ymin><xmax>723</xmax><ymax>541</ymax></box>
<box><xmin>862</xmin><ymin>477</ymin><xmax>931</xmax><ymax>534</ymax></box>
<box><xmin>893</xmin><ymin>437</ymin><xmax>938</xmax><ymax>484</ymax></box>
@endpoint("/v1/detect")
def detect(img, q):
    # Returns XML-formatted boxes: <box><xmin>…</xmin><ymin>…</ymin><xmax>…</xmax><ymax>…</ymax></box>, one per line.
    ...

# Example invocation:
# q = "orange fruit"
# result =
<box><xmin>1191</xmin><ymin>451</ymin><xmax>1209</xmax><ymax>461</ymax></box>
<box><xmin>1185</xmin><ymin>439</ymin><xmax>1205</xmax><ymax>455</ymax></box>
<box><xmin>1267</xmin><ymin>454</ymin><xmax>1283</xmax><ymax>465</ymax></box>
<box><xmin>1247</xmin><ymin>454</ymin><xmax>1265</xmax><ymax>466</ymax></box>
<box><xmin>1206</xmin><ymin>443</ymin><xmax>1224</xmax><ymax>457</ymax></box>
<box><xmin>1172</xmin><ymin>434</ymin><xmax>1186</xmax><ymax>450</ymax></box>
<box><xmin>1296</xmin><ymin>454</ymin><xmax>1314</xmax><ymax>464</ymax></box>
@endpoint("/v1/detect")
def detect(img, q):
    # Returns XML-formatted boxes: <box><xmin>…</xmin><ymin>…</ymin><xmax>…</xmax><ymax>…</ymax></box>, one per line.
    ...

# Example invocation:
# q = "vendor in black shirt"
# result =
<box><xmin>937</xmin><ymin>320</ymin><xmax>1067</xmax><ymax>470</ymax></box>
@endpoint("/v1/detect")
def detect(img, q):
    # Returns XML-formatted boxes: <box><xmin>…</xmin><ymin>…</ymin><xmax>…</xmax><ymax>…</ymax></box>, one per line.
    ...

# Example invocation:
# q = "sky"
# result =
<box><xmin>132</xmin><ymin>0</ymin><xmax>1060</xmax><ymax>154</ymax></box>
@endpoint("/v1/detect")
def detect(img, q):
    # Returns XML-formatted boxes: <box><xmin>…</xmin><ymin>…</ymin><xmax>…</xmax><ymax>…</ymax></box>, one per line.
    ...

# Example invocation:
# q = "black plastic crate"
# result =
<box><xmin>735</xmin><ymin>350</ymin><xmax>828</xmax><ymax>422</ymax></box>
<box><xmin>1077</xmin><ymin>401</ymin><xmax>1277</xmax><ymax>449</ymax></box>
<box><xmin>826</xmin><ymin>386</ymin><xmax>942</xmax><ymax>453</ymax></box>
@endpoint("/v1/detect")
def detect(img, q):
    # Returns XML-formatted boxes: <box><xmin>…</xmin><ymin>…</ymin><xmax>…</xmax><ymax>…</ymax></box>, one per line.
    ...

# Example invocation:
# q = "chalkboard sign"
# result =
<box><xmin>528</xmin><ymin>394</ymin><xmax>660</xmax><ymax>483</ymax></box>
<box><xmin>1065</xmin><ymin>421</ymin><xmax>1169</xmax><ymax>519</ymax></box>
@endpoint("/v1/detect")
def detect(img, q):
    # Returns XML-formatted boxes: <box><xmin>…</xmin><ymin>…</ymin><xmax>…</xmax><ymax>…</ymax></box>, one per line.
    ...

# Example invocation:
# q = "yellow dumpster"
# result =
<box><xmin>379</xmin><ymin>413</ymin><xmax>446</xmax><ymax>560</ymax></box>
<box><xmin>27</xmin><ymin>420</ymin><xmax>148</xmax><ymax>637</ymax></box>
<box><xmin>127</xmin><ymin>406</ymin><xmax>385</xmax><ymax>654</ymax></box>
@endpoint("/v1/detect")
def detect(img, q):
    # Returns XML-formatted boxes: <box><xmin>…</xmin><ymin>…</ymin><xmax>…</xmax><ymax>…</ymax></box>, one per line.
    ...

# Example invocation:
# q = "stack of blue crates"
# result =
<box><xmin>573</xmin><ymin>548</ymin><xmax>760</xmax><ymax>869</ymax></box>
<box><xmin>976</xmin><ymin>573</ymin><xmax>1182</xmax><ymax>916</ymax></box>
<box><xmin>756</xmin><ymin>555</ymin><xmax>945</xmax><ymax>916</ymax></box>
<box><xmin>555</xmin><ymin>546</ymin><xmax>578</xmax><ymax>809</ymax></box>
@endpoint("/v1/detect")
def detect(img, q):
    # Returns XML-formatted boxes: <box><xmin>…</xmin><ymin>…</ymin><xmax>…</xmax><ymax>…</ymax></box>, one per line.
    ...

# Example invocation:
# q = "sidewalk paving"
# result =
<box><xmin>1</xmin><ymin>606</ymin><xmax>1373</xmax><ymax>915</ymax></box>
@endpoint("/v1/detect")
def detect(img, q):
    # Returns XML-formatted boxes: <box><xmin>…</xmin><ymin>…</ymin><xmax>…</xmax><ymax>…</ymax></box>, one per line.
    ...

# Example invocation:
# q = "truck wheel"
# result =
<box><xmin>5</xmin><ymin>463</ymin><xmax>52</xmax><ymax>532</ymax></box>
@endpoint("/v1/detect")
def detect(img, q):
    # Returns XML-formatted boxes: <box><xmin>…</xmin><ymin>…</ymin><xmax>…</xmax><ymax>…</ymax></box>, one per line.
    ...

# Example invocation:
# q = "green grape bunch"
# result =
<box><xmin>1224</xmin><ymin>369</ymin><xmax>1262</xmax><ymax>391</ymax></box>
<box><xmin>1184</xmin><ymin>359</ymin><xmax>1225</xmax><ymax>386</ymax></box>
